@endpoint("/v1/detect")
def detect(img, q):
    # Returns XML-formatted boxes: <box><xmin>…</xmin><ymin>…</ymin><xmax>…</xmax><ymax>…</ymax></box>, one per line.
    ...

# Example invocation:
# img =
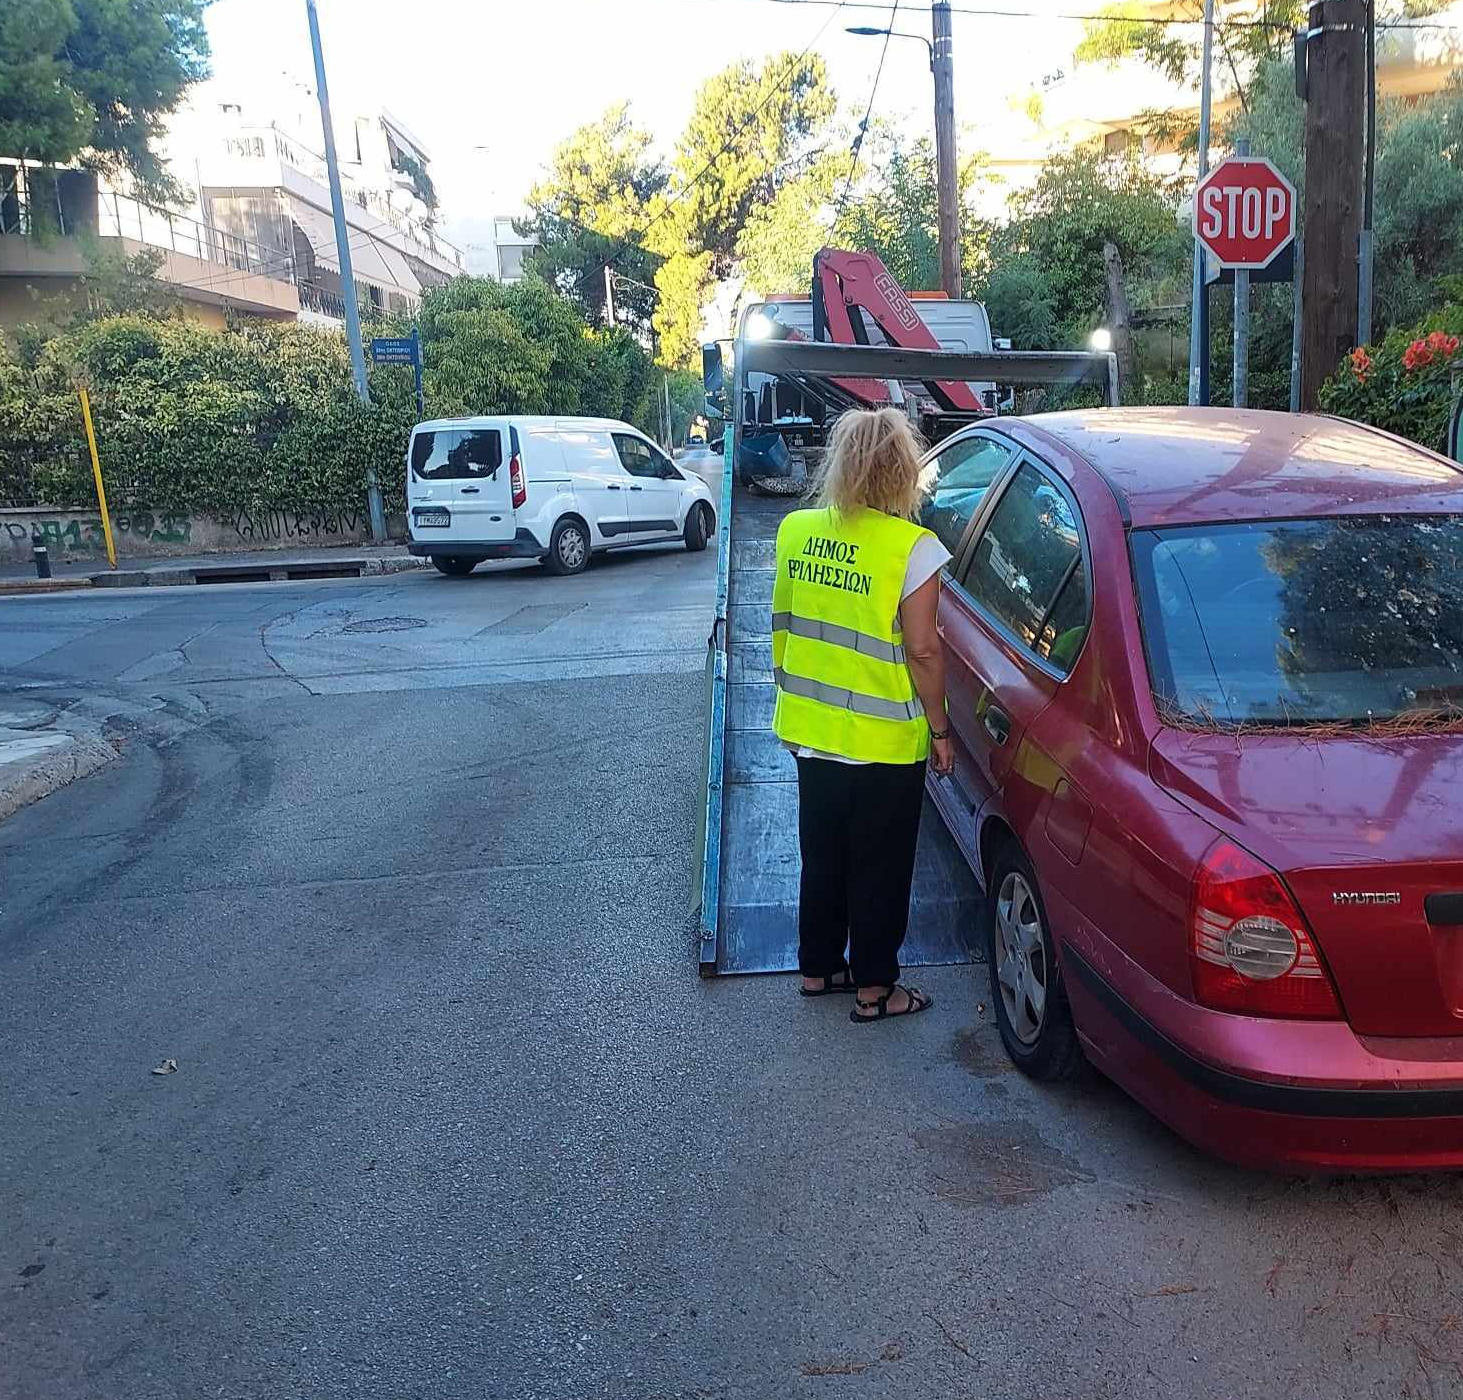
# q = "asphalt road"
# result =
<box><xmin>3</xmin><ymin>454</ymin><xmax>1460</xmax><ymax>1399</ymax></box>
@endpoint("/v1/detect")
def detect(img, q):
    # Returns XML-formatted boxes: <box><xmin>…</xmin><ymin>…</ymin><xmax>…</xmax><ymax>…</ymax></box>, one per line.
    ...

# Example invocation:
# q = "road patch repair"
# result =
<box><xmin>0</xmin><ymin>701</ymin><xmax>116</xmax><ymax>824</ymax></box>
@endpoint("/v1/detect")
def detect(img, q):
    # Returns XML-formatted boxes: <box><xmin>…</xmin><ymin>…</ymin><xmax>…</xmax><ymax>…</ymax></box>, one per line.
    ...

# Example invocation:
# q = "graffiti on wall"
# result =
<box><xmin>2</xmin><ymin>512</ymin><xmax>193</xmax><ymax>554</ymax></box>
<box><xmin>227</xmin><ymin>507</ymin><xmax>362</xmax><ymax>543</ymax></box>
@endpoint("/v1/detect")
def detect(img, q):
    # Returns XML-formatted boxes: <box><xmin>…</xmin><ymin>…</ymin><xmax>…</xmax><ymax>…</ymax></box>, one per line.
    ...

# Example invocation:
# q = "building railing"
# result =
<box><xmin>224</xmin><ymin>122</ymin><xmax>465</xmax><ymax>273</ymax></box>
<box><xmin>0</xmin><ymin>177</ymin><xmax>294</xmax><ymax>285</ymax></box>
<box><xmin>98</xmin><ymin>191</ymin><xmax>292</xmax><ymax>282</ymax></box>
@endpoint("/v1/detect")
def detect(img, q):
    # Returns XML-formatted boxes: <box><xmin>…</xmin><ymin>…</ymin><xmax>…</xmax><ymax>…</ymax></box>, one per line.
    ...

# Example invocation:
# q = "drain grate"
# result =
<box><xmin>342</xmin><ymin>616</ymin><xmax>428</xmax><ymax>634</ymax></box>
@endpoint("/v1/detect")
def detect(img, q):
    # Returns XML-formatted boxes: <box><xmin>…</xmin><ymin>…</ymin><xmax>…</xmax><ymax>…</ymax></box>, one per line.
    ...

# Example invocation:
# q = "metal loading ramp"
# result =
<box><xmin>695</xmin><ymin>343</ymin><xmax>1119</xmax><ymax>977</ymax></box>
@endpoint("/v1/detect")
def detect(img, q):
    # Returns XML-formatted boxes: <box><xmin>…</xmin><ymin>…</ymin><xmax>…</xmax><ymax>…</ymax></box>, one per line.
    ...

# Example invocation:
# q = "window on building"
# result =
<box><xmin>1103</xmin><ymin>129</ymin><xmax>1132</xmax><ymax>157</ymax></box>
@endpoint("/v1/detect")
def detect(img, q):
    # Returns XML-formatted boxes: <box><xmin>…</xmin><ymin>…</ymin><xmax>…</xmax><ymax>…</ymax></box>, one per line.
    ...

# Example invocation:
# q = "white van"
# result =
<box><xmin>405</xmin><ymin>416</ymin><xmax>717</xmax><ymax>576</ymax></box>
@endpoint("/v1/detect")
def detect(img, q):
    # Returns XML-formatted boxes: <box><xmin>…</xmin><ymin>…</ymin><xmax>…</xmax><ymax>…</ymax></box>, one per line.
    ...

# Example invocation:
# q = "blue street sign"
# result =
<box><xmin>371</xmin><ymin>336</ymin><xmax>418</xmax><ymax>365</ymax></box>
<box><xmin>370</xmin><ymin>328</ymin><xmax>426</xmax><ymax>418</ymax></box>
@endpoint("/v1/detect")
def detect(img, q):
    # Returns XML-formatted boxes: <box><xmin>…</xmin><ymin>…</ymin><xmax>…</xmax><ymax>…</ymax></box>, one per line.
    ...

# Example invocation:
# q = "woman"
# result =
<box><xmin>770</xmin><ymin>407</ymin><xmax>954</xmax><ymax>1025</ymax></box>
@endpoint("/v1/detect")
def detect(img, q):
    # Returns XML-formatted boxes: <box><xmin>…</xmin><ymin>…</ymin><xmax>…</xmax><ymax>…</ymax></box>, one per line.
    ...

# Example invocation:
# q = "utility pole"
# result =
<box><xmin>1187</xmin><ymin>0</ymin><xmax>1216</xmax><ymax>406</ymax></box>
<box><xmin>603</xmin><ymin>265</ymin><xmax>616</xmax><ymax>327</ymax></box>
<box><xmin>1300</xmin><ymin>0</ymin><xmax>1366</xmax><ymax>409</ymax></box>
<box><xmin>931</xmin><ymin>2</ymin><xmax>961</xmax><ymax>299</ymax></box>
<box><xmin>1358</xmin><ymin>0</ymin><xmax>1377</xmax><ymax>344</ymax></box>
<box><xmin>306</xmin><ymin>0</ymin><xmax>385</xmax><ymax>544</ymax></box>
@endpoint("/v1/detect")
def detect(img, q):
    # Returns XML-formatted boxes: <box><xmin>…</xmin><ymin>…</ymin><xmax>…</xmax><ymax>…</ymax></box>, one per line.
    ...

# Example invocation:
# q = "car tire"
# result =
<box><xmin>431</xmin><ymin>556</ymin><xmax>479</xmax><ymax>577</ymax></box>
<box><xmin>545</xmin><ymin>517</ymin><xmax>590</xmax><ymax>576</ymax></box>
<box><xmin>985</xmin><ymin>839</ymin><xmax>1083</xmax><ymax>1082</ymax></box>
<box><xmin>684</xmin><ymin>503</ymin><xmax>712</xmax><ymax>552</ymax></box>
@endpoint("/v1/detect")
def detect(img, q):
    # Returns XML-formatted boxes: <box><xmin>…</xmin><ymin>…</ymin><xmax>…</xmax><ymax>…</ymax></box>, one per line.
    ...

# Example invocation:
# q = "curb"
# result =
<box><xmin>90</xmin><ymin>555</ymin><xmax>430</xmax><ymax>588</ymax></box>
<box><xmin>0</xmin><ymin>578</ymin><xmax>94</xmax><ymax>598</ymax></box>
<box><xmin>0</xmin><ymin>731</ymin><xmax>117</xmax><ymax>825</ymax></box>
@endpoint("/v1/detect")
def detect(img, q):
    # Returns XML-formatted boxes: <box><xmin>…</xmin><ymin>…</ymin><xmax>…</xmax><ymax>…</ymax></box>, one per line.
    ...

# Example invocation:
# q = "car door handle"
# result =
<box><xmin>630</xmin><ymin>485</ymin><xmax>643</xmax><ymax>492</ymax></box>
<box><xmin>984</xmin><ymin>705</ymin><xmax>1011</xmax><ymax>745</ymax></box>
<box><xmin>460</xmin><ymin>487</ymin><xmax>480</xmax><ymax>495</ymax></box>
<box><xmin>606</xmin><ymin>484</ymin><xmax>621</xmax><ymax>491</ymax></box>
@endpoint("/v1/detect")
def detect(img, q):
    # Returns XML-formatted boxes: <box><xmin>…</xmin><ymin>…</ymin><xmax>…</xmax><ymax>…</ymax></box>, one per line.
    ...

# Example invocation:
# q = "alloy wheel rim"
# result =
<box><xmin>561</xmin><ymin>528</ymin><xmax>586</xmax><ymax>568</ymax></box>
<box><xmin>995</xmin><ymin>871</ymin><xmax>1048</xmax><ymax>1046</ymax></box>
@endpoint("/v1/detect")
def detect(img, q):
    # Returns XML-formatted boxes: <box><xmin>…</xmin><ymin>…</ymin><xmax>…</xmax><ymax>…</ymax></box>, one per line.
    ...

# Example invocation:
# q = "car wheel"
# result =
<box><xmin>546</xmin><ymin>518</ymin><xmax>590</xmax><ymax>576</ymax></box>
<box><xmin>986</xmin><ymin>840</ymin><xmax>1082</xmax><ymax>1081</ymax></box>
<box><xmin>684</xmin><ymin>503</ymin><xmax>712</xmax><ymax>552</ymax></box>
<box><xmin>431</xmin><ymin>556</ymin><xmax>479</xmax><ymax>577</ymax></box>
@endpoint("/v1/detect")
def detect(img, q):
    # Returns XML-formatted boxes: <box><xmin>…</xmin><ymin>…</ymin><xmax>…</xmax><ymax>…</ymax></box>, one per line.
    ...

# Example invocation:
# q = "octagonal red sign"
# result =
<box><xmin>1193</xmin><ymin>156</ymin><xmax>1297</xmax><ymax>270</ymax></box>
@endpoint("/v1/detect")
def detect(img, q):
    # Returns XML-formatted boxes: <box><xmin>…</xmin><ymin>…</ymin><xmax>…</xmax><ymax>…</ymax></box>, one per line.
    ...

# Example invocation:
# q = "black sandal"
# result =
<box><xmin>800</xmin><ymin>969</ymin><xmax>857</xmax><ymax>998</ymax></box>
<box><xmin>850</xmin><ymin>984</ymin><xmax>933</xmax><ymax>1024</ymax></box>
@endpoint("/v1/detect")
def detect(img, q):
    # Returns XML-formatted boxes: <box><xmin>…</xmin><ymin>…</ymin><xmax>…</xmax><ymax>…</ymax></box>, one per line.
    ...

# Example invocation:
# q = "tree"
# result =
<box><xmin>733</xmin><ymin>151</ymin><xmax>843</xmax><ymax>295</ymax></box>
<box><xmin>522</xmin><ymin>104</ymin><xmax>667</xmax><ymax>331</ymax></box>
<box><xmin>981</xmin><ymin>148</ymin><xmax>1183</xmax><ymax>345</ymax></box>
<box><xmin>652</xmin><ymin>249</ymin><xmax>715</xmax><ymax>372</ymax></box>
<box><xmin>0</xmin><ymin>0</ymin><xmax>211</xmax><ymax>202</ymax></box>
<box><xmin>667</xmin><ymin>52</ymin><xmax>837</xmax><ymax>277</ymax></box>
<box><xmin>834</xmin><ymin>136</ymin><xmax>992</xmax><ymax>292</ymax></box>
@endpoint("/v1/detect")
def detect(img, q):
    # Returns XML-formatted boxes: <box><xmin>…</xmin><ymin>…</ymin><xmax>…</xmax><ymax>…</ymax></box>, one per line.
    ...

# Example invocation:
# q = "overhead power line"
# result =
<box><xmin>720</xmin><ymin>0</ymin><xmax>1463</xmax><ymax>31</ymax></box>
<box><xmin>837</xmin><ymin>0</ymin><xmax>898</xmax><ymax>216</ymax></box>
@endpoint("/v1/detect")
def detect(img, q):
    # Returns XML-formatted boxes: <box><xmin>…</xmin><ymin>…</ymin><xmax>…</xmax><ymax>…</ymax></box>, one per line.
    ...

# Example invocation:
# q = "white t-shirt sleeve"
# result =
<box><xmin>902</xmin><ymin>534</ymin><xmax>952</xmax><ymax>600</ymax></box>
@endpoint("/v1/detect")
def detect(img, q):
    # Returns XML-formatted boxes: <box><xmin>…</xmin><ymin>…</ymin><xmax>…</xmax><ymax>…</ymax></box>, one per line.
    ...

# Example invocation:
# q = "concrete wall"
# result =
<box><xmin>0</xmin><ymin>504</ymin><xmax>398</xmax><ymax>565</ymax></box>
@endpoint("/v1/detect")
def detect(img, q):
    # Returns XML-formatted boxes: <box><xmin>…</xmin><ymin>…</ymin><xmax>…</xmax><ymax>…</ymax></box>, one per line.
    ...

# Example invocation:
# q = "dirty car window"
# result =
<box><xmin>1133</xmin><ymin>516</ymin><xmax>1463</xmax><ymax>724</ymax></box>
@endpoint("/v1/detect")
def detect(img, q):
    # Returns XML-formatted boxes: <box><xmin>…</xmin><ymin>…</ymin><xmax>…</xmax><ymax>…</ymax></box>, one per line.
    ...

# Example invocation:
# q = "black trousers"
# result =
<box><xmin>795</xmin><ymin>756</ymin><xmax>928</xmax><ymax>988</ymax></box>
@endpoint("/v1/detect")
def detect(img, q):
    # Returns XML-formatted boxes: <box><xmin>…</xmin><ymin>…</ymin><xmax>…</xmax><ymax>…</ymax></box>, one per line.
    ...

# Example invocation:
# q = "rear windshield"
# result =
<box><xmin>410</xmin><ymin>428</ymin><xmax>502</xmax><ymax>480</ymax></box>
<box><xmin>1133</xmin><ymin>516</ymin><xmax>1463</xmax><ymax>725</ymax></box>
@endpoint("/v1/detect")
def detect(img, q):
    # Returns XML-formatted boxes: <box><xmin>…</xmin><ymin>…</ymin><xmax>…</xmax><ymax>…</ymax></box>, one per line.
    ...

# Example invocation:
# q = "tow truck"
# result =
<box><xmin>693</xmin><ymin>249</ymin><xmax>1119</xmax><ymax>975</ymax></box>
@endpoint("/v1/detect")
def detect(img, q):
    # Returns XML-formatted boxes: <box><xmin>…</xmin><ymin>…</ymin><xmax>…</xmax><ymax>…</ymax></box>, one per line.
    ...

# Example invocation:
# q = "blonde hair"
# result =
<box><xmin>812</xmin><ymin>408</ymin><xmax>930</xmax><ymax>521</ymax></box>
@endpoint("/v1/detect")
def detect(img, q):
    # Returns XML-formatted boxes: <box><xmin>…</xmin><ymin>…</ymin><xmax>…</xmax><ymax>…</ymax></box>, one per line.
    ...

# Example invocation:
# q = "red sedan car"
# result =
<box><xmin>921</xmin><ymin>407</ymin><xmax>1463</xmax><ymax>1172</ymax></box>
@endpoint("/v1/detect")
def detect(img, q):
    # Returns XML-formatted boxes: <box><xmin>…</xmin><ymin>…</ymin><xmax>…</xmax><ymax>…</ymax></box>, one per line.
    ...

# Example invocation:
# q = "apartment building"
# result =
<box><xmin>974</xmin><ymin>0</ymin><xmax>1463</xmax><ymax>213</ymax></box>
<box><xmin>0</xmin><ymin>73</ymin><xmax>463</xmax><ymax>332</ymax></box>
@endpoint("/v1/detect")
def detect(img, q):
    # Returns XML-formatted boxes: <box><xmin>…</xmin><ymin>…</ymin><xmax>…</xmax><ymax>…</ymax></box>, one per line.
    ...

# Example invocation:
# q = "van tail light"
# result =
<box><xmin>1189</xmin><ymin>839</ymin><xmax>1343</xmax><ymax>1020</ymax></box>
<box><xmin>509</xmin><ymin>451</ymin><xmax>526</xmax><ymax>509</ymax></box>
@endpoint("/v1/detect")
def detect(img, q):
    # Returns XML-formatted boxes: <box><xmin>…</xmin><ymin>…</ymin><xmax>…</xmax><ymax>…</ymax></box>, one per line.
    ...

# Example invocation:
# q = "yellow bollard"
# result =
<box><xmin>78</xmin><ymin>388</ymin><xmax>117</xmax><ymax>570</ymax></box>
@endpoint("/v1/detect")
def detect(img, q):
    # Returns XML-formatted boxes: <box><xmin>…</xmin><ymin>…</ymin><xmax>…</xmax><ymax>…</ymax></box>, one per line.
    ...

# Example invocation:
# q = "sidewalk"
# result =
<box><xmin>0</xmin><ymin>543</ymin><xmax>428</xmax><ymax>594</ymax></box>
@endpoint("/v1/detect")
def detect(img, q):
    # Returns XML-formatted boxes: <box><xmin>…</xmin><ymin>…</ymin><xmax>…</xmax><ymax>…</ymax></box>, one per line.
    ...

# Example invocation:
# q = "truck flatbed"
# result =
<box><xmin>696</xmin><ymin>454</ymin><xmax>982</xmax><ymax>976</ymax></box>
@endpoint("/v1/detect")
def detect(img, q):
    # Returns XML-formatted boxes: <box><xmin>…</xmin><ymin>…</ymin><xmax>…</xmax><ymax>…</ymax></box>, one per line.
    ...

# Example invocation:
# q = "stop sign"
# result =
<box><xmin>1193</xmin><ymin>156</ymin><xmax>1296</xmax><ymax>270</ymax></box>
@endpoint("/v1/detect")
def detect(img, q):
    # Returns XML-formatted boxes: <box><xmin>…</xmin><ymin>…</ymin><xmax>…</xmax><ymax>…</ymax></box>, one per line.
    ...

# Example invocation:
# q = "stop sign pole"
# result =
<box><xmin>1192</xmin><ymin>144</ymin><xmax>1297</xmax><ymax>408</ymax></box>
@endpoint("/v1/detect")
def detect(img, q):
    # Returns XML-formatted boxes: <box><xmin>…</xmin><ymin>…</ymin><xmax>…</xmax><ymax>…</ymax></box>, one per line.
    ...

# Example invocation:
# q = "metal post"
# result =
<box><xmin>1233</xmin><ymin>137</ymin><xmax>1251</xmax><ymax>408</ymax></box>
<box><xmin>411</xmin><ymin>327</ymin><xmax>425</xmax><ymax>420</ymax></box>
<box><xmin>78</xmin><ymin>389</ymin><xmax>117</xmax><ymax>570</ymax></box>
<box><xmin>932</xmin><ymin>2</ymin><xmax>961</xmax><ymax>298</ymax></box>
<box><xmin>31</xmin><ymin>528</ymin><xmax>51</xmax><ymax>580</ymax></box>
<box><xmin>1449</xmin><ymin>363</ymin><xmax>1462</xmax><ymax>463</ymax></box>
<box><xmin>306</xmin><ymin>0</ymin><xmax>385</xmax><ymax>545</ymax></box>
<box><xmin>1290</xmin><ymin>237</ymin><xmax>1305</xmax><ymax>412</ymax></box>
<box><xmin>1358</xmin><ymin>0</ymin><xmax>1376</xmax><ymax>345</ymax></box>
<box><xmin>604</xmin><ymin>265</ymin><xmax>616</xmax><ymax>326</ymax></box>
<box><xmin>1188</xmin><ymin>0</ymin><xmax>1217</xmax><ymax>406</ymax></box>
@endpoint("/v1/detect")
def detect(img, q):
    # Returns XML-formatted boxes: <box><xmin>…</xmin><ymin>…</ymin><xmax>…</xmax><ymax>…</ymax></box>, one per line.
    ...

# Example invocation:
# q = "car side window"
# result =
<box><xmin>920</xmin><ymin>436</ymin><xmax>1013</xmax><ymax>556</ymax></box>
<box><xmin>410</xmin><ymin>429</ymin><xmax>502</xmax><ymax>481</ymax></box>
<box><xmin>958</xmin><ymin>463</ymin><xmax>1086</xmax><ymax>658</ymax></box>
<box><xmin>613</xmin><ymin>433</ymin><xmax>659</xmax><ymax>478</ymax></box>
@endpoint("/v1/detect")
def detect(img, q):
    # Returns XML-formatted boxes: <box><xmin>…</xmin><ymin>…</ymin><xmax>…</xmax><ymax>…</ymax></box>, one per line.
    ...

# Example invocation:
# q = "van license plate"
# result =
<box><xmin>415</xmin><ymin>508</ymin><xmax>450</xmax><ymax>528</ymax></box>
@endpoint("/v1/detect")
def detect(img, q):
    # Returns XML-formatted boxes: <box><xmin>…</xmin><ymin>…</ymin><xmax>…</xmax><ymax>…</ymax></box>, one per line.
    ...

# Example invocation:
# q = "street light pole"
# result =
<box><xmin>306</xmin><ymin>0</ymin><xmax>385</xmax><ymax>544</ymax></box>
<box><xmin>847</xmin><ymin>12</ymin><xmax>960</xmax><ymax>296</ymax></box>
<box><xmin>932</xmin><ymin>2</ymin><xmax>961</xmax><ymax>298</ymax></box>
<box><xmin>1186</xmin><ymin>0</ymin><xmax>1217</xmax><ymax>406</ymax></box>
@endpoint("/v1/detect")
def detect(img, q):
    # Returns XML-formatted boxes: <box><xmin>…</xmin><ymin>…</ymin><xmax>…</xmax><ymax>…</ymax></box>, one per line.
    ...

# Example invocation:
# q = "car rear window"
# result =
<box><xmin>1133</xmin><ymin>516</ymin><xmax>1463</xmax><ymax>724</ymax></box>
<box><xmin>410</xmin><ymin>428</ymin><xmax>502</xmax><ymax>480</ymax></box>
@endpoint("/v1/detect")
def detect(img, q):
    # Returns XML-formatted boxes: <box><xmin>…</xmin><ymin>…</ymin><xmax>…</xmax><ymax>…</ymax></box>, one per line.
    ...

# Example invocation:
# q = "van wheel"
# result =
<box><xmin>986</xmin><ymin>840</ymin><xmax>1082</xmax><ymax>1082</ymax></box>
<box><xmin>684</xmin><ymin>503</ymin><xmax>712</xmax><ymax>552</ymax></box>
<box><xmin>432</xmin><ymin>556</ymin><xmax>479</xmax><ymax>577</ymax></box>
<box><xmin>546</xmin><ymin>518</ymin><xmax>590</xmax><ymax>575</ymax></box>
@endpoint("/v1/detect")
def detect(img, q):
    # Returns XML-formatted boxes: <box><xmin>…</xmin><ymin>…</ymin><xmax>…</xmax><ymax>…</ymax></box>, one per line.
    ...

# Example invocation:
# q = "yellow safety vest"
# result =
<box><xmin>771</xmin><ymin>506</ymin><xmax>935</xmax><ymax>764</ymax></box>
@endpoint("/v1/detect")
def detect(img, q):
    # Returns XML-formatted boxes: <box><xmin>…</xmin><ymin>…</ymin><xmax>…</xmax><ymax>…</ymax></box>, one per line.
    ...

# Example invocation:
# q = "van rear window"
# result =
<box><xmin>411</xmin><ymin>429</ymin><xmax>502</xmax><ymax>480</ymax></box>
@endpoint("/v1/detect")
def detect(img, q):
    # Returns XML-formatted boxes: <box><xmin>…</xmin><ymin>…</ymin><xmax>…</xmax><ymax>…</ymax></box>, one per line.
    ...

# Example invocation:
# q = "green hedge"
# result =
<box><xmin>1319</xmin><ymin>302</ymin><xmax>1463</xmax><ymax>454</ymax></box>
<box><xmin>0</xmin><ymin>275</ymin><xmax>667</xmax><ymax>515</ymax></box>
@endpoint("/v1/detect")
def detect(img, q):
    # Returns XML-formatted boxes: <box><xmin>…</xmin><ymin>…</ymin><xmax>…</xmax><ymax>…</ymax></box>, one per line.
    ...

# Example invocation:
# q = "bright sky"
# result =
<box><xmin>202</xmin><ymin>0</ymin><xmax>1089</xmax><ymax>258</ymax></box>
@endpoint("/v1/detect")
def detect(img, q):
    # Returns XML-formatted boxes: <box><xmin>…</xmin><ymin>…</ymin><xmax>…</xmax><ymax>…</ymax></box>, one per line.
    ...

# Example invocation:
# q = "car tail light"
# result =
<box><xmin>509</xmin><ymin>450</ymin><xmax>526</xmax><ymax>509</ymax></box>
<box><xmin>1189</xmin><ymin>839</ymin><xmax>1342</xmax><ymax>1019</ymax></box>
